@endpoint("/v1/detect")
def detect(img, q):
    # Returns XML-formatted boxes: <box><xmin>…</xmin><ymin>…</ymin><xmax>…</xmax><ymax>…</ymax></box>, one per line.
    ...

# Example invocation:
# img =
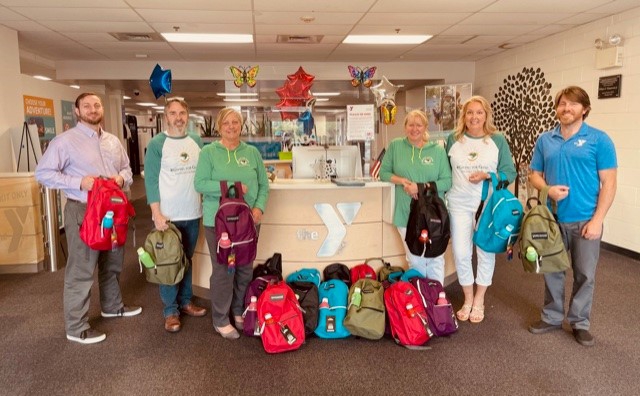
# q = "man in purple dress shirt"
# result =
<box><xmin>35</xmin><ymin>93</ymin><xmax>142</xmax><ymax>344</ymax></box>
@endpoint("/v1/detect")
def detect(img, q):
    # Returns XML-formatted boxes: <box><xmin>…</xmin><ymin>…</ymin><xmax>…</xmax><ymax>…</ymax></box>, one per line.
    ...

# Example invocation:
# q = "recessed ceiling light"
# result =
<box><xmin>343</xmin><ymin>35</ymin><xmax>431</xmax><ymax>45</ymax></box>
<box><xmin>123</xmin><ymin>95</ymin><xmax>131</xmax><ymax>100</ymax></box>
<box><xmin>135</xmin><ymin>54</ymin><xmax>148</xmax><ymax>58</ymax></box>
<box><xmin>216</xmin><ymin>92</ymin><xmax>259</xmax><ymax>97</ymax></box>
<box><xmin>137</xmin><ymin>102</ymin><xmax>158</xmax><ymax>107</ymax></box>
<box><xmin>69</xmin><ymin>84</ymin><xmax>80</xmax><ymax>89</ymax></box>
<box><xmin>152</xmin><ymin>106</ymin><xmax>164</xmax><ymax>110</ymax></box>
<box><xmin>161</xmin><ymin>33</ymin><xmax>253</xmax><ymax>43</ymax></box>
<box><xmin>313</xmin><ymin>92</ymin><xmax>340</xmax><ymax>97</ymax></box>
<box><xmin>33</xmin><ymin>75</ymin><xmax>52</xmax><ymax>81</ymax></box>
<box><xmin>315</xmin><ymin>98</ymin><xmax>330</xmax><ymax>102</ymax></box>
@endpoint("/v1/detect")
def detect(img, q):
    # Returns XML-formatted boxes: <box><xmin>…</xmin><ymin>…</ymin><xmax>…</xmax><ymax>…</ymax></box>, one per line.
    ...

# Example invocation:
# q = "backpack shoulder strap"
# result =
<box><xmin>475</xmin><ymin>173</ymin><xmax>496</xmax><ymax>221</ymax></box>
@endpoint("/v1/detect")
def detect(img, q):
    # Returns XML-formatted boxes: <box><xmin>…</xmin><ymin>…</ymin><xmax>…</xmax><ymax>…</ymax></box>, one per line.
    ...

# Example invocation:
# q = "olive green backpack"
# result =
<box><xmin>518</xmin><ymin>186</ymin><xmax>570</xmax><ymax>274</ymax></box>
<box><xmin>142</xmin><ymin>223</ymin><xmax>188</xmax><ymax>285</ymax></box>
<box><xmin>343</xmin><ymin>278</ymin><xmax>385</xmax><ymax>340</ymax></box>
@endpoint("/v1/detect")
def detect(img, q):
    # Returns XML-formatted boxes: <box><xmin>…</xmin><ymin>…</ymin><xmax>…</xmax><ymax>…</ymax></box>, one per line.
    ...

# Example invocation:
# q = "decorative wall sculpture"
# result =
<box><xmin>492</xmin><ymin>67</ymin><xmax>556</xmax><ymax>196</ymax></box>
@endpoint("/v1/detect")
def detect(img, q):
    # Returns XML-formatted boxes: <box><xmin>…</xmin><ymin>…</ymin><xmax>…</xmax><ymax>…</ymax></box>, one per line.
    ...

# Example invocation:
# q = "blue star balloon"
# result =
<box><xmin>149</xmin><ymin>64</ymin><xmax>172</xmax><ymax>99</ymax></box>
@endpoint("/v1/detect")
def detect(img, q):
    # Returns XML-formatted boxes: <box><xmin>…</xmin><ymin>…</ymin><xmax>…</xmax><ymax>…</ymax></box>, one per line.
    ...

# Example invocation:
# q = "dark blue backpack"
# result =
<box><xmin>315</xmin><ymin>279</ymin><xmax>351</xmax><ymax>339</ymax></box>
<box><xmin>473</xmin><ymin>172</ymin><xmax>523</xmax><ymax>254</ymax></box>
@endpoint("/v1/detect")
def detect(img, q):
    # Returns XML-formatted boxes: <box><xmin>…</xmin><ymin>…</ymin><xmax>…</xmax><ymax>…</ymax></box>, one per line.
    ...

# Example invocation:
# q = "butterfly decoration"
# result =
<box><xmin>229</xmin><ymin>65</ymin><xmax>259</xmax><ymax>88</ymax></box>
<box><xmin>347</xmin><ymin>66</ymin><xmax>377</xmax><ymax>88</ymax></box>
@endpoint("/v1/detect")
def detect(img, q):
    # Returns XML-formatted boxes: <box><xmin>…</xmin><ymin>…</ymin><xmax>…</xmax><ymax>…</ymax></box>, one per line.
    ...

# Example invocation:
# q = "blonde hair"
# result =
<box><xmin>453</xmin><ymin>95</ymin><xmax>497</xmax><ymax>141</ymax></box>
<box><xmin>404</xmin><ymin>109</ymin><xmax>430</xmax><ymax>142</ymax></box>
<box><xmin>215</xmin><ymin>107</ymin><xmax>243</xmax><ymax>131</ymax></box>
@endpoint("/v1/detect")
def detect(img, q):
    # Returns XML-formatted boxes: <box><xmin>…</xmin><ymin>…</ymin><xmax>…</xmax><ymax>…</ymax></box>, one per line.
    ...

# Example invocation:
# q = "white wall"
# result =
<box><xmin>0</xmin><ymin>26</ymin><xmax>25</xmax><ymax>172</ymax></box>
<box><xmin>21</xmin><ymin>75</ymin><xmax>83</xmax><ymax>134</ymax></box>
<box><xmin>475</xmin><ymin>7</ymin><xmax>640</xmax><ymax>253</ymax></box>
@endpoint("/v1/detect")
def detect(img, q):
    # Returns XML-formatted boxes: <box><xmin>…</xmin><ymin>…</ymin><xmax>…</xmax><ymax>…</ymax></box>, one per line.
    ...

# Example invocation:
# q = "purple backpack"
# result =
<box><xmin>242</xmin><ymin>275</ymin><xmax>279</xmax><ymax>336</ymax></box>
<box><xmin>409</xmin><ymin>277</ymin><xmax>458</xmax><ymax>337</ymax></box>
<box><xmin>215</xmin><ymin>181</ymin><xmax>258</xmax><ymax>268</ymax></box>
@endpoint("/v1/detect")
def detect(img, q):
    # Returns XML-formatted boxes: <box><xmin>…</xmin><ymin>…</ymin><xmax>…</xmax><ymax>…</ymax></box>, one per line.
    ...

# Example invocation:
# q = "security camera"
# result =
<box><xmin>134</xmin><ymin>90</ymin><xmax>140</xmax><ymax>96</ymax></box>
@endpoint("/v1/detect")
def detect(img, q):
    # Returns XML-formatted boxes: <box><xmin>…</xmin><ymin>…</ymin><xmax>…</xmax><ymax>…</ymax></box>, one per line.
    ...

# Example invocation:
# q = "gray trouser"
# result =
<box><xmin>542</xmin><ymin>220</ymin><xmax>601</xmax><ymax>330</ymax></box>
<box><xmin>204</xmin><ymin>226</ymin><xmax>253</xmax><ymax>328</ymax></box>
<box><xmin>64</xmin><ymin>201</ymin><xmax>124</xmax><ymax>336</ymax></box>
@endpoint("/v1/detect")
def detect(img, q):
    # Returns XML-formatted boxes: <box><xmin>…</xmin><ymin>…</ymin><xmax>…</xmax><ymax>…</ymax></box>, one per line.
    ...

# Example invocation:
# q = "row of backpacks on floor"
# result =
<box><xmin>246</xmin><ymin>255</ymin><xmax>459</xmax><ymax>354</ymax></box>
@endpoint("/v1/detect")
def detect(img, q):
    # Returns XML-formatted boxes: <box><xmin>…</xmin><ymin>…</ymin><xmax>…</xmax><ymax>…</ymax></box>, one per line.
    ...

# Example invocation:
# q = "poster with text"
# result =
<box><xmin>346</xmin><ymin>104</ymin><xmax>375</xmax><ymax>141</ymax></box>
<box><xmin>61</xmin><ymin>100</ymin><xmax>77</xmax><ymax>132</ymax></box>
<box><xmin>24</xmin><ymin>95</ymin><xmax>56</xmax><ymax>153</ymax></box>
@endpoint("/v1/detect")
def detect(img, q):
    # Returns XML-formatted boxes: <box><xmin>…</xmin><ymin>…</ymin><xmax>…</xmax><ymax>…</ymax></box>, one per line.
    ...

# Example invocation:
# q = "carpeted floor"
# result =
<box><xmin>1</xmin><ymin>195</ymin><xmax>639</xmax><ymax>395</ymax></box>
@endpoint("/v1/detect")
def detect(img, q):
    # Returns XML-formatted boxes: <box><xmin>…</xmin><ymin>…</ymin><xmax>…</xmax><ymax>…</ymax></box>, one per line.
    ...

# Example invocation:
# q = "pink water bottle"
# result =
<box><xmin>437</xmin><ymin>291</ymin><xmax>448</xmax><ymax>306</ymax></box>
<box><xmin>319</xmin><ymin>297</ymin><xmax>330</xmax><ymax>309</ymax></box>
<box><xmin>219</xmin><ymin>232</ymin><xmax>231</xmax><ymax>249</ymax></box>
<box><xmin>247</xmin><ymin>296</ymin><xmax>257</xmax><ymax>312</ymax></box>
<box><xmin>419</xmin><ymin>229</ymin><xmax>429</xmax><ymax>244</ymax></box>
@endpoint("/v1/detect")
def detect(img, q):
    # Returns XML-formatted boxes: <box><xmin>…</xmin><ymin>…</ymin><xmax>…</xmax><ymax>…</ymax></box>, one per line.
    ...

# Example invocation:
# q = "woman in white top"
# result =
<box><xmin>445</xmin><ymin>96</ymin><xmax>516</xmax><ymax>324</ymax></box>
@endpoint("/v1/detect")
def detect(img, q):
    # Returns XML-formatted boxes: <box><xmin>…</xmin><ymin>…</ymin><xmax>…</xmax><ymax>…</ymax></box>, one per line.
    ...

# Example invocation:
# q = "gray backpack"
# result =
<box><xmin>518</xmin><ymin>187</ymin><xmax>570</xmax><ymax>274</ymax></box>
<box><xmin>142</xmin><ymin>223</ymin><xmax>188</xmax><ymax>285</ymax></box>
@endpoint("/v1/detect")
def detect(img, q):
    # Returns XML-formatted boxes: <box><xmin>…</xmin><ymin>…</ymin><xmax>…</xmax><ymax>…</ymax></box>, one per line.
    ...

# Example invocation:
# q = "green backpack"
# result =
<box><xmin>343</xmin><ymin>278</ymin><xmax>385</xmax><ymax>340</ymax></box>
<box><xmin>142</xmin><ymin>223</ymin><xmax>188</xmax><ymax>285</ymax></box>
<box><xmin>518</xmin><ymin>187</ymin><xmax>570</xmax><ymax>274</ymax></box>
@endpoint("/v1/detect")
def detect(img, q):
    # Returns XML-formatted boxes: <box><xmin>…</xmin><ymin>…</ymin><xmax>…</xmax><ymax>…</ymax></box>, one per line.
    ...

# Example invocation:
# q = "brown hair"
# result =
<box><xmin>453</xmin><ymin>95</ymin><xmax>497</xmax><ymax>141</ymax></box>
<box><xmin>554</xmin><ymin>86</ymin><xmax>591</xmax><ymax>119</ymax></box>
<box><xmin>75</xmin><ymin>92</ymin><xmax>101</xmax><ymax>108</ymax></box>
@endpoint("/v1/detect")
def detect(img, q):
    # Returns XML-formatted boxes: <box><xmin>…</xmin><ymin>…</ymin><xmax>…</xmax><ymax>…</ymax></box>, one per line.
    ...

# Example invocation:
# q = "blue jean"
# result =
<box><xmin>397</xmin><ymin>227</ymin><xmax>445</xmax><ymax>284</ymax></box>
<box><xmin>159</xmin><ymin>219</ymin><xmax>200</xmax><ymax>318</ymax></box>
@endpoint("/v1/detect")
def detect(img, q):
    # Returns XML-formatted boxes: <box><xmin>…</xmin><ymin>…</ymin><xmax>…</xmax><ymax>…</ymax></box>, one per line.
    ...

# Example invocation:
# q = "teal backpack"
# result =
<box><xmin>473</xmin><ymin>172</ymin><xmax>523</xmax><ymax>255</ymax></box>
<box><xmin>285</xmin><ymin>268</ymin><xmax>321</xmax><ymax>287</ymax></box>
<box><xmin>315</xmin><ymin>279</ymin><xmax>351</xmax><ymax>339</ymax></box>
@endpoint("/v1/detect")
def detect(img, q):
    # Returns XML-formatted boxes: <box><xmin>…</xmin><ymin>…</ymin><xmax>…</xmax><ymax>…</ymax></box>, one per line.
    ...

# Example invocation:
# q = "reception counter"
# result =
<box><xmin>191</xmin><ymin>179</ymin><xmax>456</xmax><ymax>296</ymax></box>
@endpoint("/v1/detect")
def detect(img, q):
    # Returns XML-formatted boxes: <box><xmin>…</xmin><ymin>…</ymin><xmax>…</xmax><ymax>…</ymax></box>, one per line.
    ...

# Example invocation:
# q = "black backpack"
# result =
<box><xmin>287</xmin><ymin>281</ymin><xmax>319</xmax><ymax>335</ymax></box>
<box><xmin>405</xmin><ymin>183</ymin><xmax>450</xmax><ymax>257</ymax></box>
<box><xmin>253</xmin><ymin>252</ymin><xmax>283</xmax><ymax>280</ymax></box>
<box><xmin>323</xmin><ymin>263</ymin><xmax>351</xmax><ymax>286</ymax></box>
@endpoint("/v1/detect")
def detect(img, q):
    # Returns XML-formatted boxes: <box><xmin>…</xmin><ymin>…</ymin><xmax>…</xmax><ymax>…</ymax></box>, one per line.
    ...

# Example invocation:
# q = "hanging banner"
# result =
<box><xmin>346</xmin><ymin>104</ymin><xmax>375</xmax><ymax>141</ymax></box>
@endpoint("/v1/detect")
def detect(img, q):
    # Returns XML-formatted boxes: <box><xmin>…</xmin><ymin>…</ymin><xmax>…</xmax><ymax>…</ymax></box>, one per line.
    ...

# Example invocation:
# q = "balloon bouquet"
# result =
<box><xmin>275</xmin><ymin>66</ymin><xmax>316</xmax><ymax>145</ymax></box>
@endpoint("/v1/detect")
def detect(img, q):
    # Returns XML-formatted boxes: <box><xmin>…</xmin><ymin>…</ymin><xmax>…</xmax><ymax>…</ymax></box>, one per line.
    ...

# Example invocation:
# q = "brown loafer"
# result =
<box><xmin>164</xmin><ymin>315</ymin><xmax>181</xmax><ymax>333</ymax></box>
<box><xmin>180</xmin><ymin>302</ymin><xmax>207</xmax><ymax>317</ymax></box>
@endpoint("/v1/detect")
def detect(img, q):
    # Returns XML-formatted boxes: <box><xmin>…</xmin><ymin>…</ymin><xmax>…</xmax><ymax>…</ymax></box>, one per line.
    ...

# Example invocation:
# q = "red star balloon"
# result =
<box><xmin>276</xmin><ymin>66</ymin><xmax>315</xmax><ymax>120</ymax></box>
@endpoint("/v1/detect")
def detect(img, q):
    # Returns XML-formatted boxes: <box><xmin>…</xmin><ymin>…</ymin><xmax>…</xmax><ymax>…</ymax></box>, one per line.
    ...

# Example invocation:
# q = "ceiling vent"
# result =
<box><xmin>276</xmin><ymin>35</ymin><xmax>323</xmax><ymax>44</ymax></box>
<box><xmin>109</xmin><ymin>33</ymin><xmax>166</xmax><ymax>42</ymax></box>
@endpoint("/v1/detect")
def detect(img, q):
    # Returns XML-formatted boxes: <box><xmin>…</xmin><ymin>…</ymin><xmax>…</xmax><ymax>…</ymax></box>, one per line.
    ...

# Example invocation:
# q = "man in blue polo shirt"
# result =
<box><xmin>527</xmin><ymin>86</ymin><xmax>617</xmax><ymax>347</ymax></box>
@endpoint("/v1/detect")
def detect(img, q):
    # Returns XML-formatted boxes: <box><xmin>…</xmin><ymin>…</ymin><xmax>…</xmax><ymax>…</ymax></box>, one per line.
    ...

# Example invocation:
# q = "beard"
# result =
<box><xmin>168</xmin><ymin>120</ymin><xmax>186</xmax><ymax>134</ymax></box>
<box><xmin>78</xmin><ymin>112</ymin><xmax>103</xmax><ymax>126</ymax></box>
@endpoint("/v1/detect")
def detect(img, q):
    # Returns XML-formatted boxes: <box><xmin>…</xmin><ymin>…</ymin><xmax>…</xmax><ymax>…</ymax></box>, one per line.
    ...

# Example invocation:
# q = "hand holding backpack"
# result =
<box><xmin>518</xmin><ymin>186</ymin><xmax>570</xmax><ymax>274</ymax></box>
<box><xmin>141</xmin><ymin>222</ymin><xmax>188</xmax><ymax>285</ymax></box>
<box><xmin>473</xmin><ymin>172</ymin><xmax>523</xmax><ymax>256</ymax></box>
<box><xmin>79</xmin><ymin>177</ymin><xmax>135</xmax><ymax>250</ymax></box>
<box><xmin>405</xmin><ymin>182</ymin><xmax>450</xmax><ymax>258</ymax></box>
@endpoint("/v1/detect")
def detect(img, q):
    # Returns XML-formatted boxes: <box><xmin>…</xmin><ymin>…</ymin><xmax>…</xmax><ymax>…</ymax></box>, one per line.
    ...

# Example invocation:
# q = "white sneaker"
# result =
<box><xmin>101</xmin><ymin>305</ymin><xmax>142</xmax><ymax>318</ymax></box>
<box><xmin>66</xmin><ymin>329</ymin><xmax>106</xmax><ymax>344</ymax></box>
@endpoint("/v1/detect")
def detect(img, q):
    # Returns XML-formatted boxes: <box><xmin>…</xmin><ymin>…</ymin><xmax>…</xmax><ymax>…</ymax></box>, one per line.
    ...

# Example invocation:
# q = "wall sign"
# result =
<box><xmin>598</xmin><ymin>74</ymin><xmax>622</xmax><ymax>99</ymax></box>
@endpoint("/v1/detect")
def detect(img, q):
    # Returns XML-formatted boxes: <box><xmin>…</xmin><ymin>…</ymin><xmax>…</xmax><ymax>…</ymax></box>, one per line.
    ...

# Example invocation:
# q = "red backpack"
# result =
<box><xmin>384</xmin><ymin>281</ymin><xmax>432</xmax><ymax>347</ymax></box>
<box><xmin>79</xmin><ymin>178</ymin><xmax>135</xmax><ymax>251</ymax></box>
<box><xmin>257</xmin><ymin>282</ymin><xmax>305</xmax><ymax>354</ymax></box>
<box><xmin>350</xmin><ymin>261</ymin><xmax>377</xmax><ymax>284</ymax></box>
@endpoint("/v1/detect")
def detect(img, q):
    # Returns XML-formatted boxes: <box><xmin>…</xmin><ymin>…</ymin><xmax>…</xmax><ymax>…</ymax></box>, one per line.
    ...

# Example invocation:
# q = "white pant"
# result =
<box><xmin>449</xmin><ymin>207</ymin><xmax>495</xmax><ymax>286</ymax></box>
<box><xmin>397</xmin><ymin>227</ymin><xmax>445</xmax><ymax>284</ymax></box>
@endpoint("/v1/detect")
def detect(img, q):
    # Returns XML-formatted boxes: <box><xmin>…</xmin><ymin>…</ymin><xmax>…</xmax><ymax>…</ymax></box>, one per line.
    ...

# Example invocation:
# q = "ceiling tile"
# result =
<box><xmin>255</xmin><ymin>24</ymin><xmax>352</xmax><ymax>36</ymax></box>
<box><xmin>255</xmin><ymin>11</ymin><xmax>363</xmax><ymax>25</ymax></box>
<box><xmin>37</xmin><ymin>21</ymin><xmax>153</xmax><ymax>33</ymax></box>
<box><xmin>444</xmin><ymin>24</ymin><xmax>543</xmax><ymax>36</ymax></box>
<box><xmin>253</xmin><ymin>0</ymin><xmax>376</xmax><ymax>13</ymax></box>
<box><xmin>462</xmin><ymin>13</ymin><xmax>574</xmax><ymax>25</ymax></box>
<box><xmin>360</xmin><ymin>13</ymin><xmax>470</xmax><ymax>25</ymax></box>
<box><xmin>0</xmin><ymin>6</ymin><xmax>27</xmax><ymax>20</ymax></box>
<box><xmin>127</xmin><ymin>0</ymin><xmax>252</xmax><ymax>10</ymax></box>
<box><xmin>10</xmin><ymin>7</ymin><xmax>141</xmax><ymax>21</ymax></box>
<box><xmin>483</xmin><ymin>0</ymin><xmax>612</xmax><ymax>13</ymax></box>
<box><xmin>369</xmin><ymin>0</ymin><xmax>495</xmax><ymax>13</ymax></box>
<box><xmin>138</xmin><ymin>9</ymin><xmax>251</xmax><ymax>23</ymax></box>
<box><xmin>1</xmin><ymin>0</ymin><xmax>128</xmax><ymax>7</ymax></box>
<box><xmin>150</xmin><ymin>23</ymin><xmax>252</xmax><ymax>34</ymax></box>
<box><xmin>2</xmin><ymin>20</ymin><xmax>49</xmax><ymax>31</ymax></box>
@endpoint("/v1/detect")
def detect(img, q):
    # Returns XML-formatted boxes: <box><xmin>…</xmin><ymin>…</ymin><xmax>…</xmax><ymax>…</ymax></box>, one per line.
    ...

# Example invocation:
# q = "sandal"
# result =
<box><xmin>456</xmin><ymin>305</ymin><xmax>472</xmax><ymax>321</ymax></box>
<box><xmin>470</xmin><ymin>306</ymin><xmax>485</xmax><ymax>324</ymax></box>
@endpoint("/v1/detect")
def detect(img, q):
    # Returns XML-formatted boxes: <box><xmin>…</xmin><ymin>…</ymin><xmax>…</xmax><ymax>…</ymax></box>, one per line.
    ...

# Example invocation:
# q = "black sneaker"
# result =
<box><xmin>529</xmin><ymin>320</ymin><xmax>562</xmax><ymax>334</ymax></box>
<box><xmin>573</xmin><ymin>329</ymin><xmax>595</xmax><ymax>347</ymax></box>
<box><xmin>101</xmin><ymin>305</ymin><xmax>142</xmax><ymax>318</ymax></box>
<box><xmin>67</xmin><ymin>329</ymin><xmax>106</xmax><ymax>344</ymax></box>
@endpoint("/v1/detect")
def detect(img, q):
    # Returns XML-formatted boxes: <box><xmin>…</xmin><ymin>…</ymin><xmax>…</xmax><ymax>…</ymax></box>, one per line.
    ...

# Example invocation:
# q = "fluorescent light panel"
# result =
<box><xmin>69</xmin><ymin>84</ymin><xmax>80</xmax><ymax>89</ymax></box>
<box><xmin>162</xmin><ymin>33</ymin><xmax>253</xmax><ymax>43</ymax></box>
<box><xmin>33</xmin><ymin>75</ymin><xmax>52</xmax><ymax>81</ymax></box>
<box><xmin>216</xmin><ymin>92</ymin><xmax>258</xmax><ymax>97</ymax></box>
<box><xmin>313</xmin><ymin>92</ymin><xmax>340</xmax><ymax>97</ymax></box>
<box><xmin>137</xmin><ymin>102</ymin><xmax>158</xmax><ymax>107</ymax></box>
<box><xmin>343</xmin><ymin>35</ymin><xmax>431</xmax><ymax>44</ymax></box>
<box><xmin>222</xmin><ymin>98</ymin><xmax>259</xmax><ymax>102</ymax></box>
